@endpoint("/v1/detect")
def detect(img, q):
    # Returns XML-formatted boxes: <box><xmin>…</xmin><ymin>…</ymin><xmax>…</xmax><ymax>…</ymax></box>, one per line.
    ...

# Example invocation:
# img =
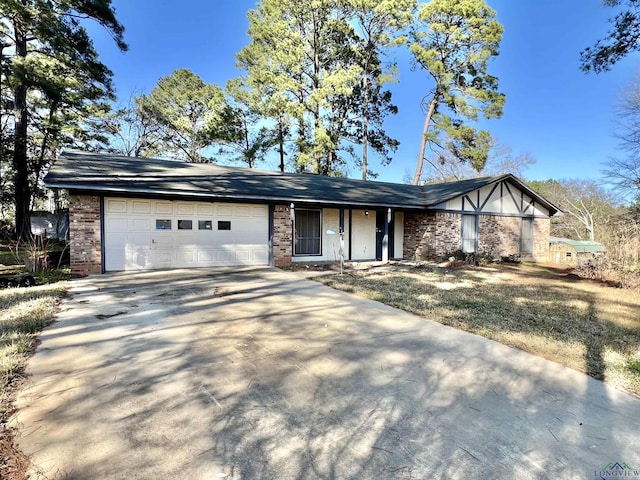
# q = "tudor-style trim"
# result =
<box><xmin>480</xmin><ymin>182</ymin><xmax>500</xmax><ymax>211</ymax></box>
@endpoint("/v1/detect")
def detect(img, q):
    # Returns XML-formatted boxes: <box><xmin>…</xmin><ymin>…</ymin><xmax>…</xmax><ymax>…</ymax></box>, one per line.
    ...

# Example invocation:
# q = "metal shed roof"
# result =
<box><xmin>44</xmin><ymin>150</ymin><xmax>559</xmax><ymax>214</ymax></box>
<box><xmin>549</xmin><ymin>236</ymin><xmax>607</xmax><ymax>253</ymax></box>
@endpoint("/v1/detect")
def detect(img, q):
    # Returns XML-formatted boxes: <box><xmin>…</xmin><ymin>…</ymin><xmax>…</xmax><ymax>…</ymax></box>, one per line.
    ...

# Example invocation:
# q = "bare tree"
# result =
<box><xmin>606</xmin><ymin>74</ymin><xmax>640</xmax><ymax>197</ymax></box>
<box><xmin>530</xmin><ymin>179</ymin><xmax>619</xmax><ymax>241</ymax></box>
<box><xmin>422</xmin><ymin>140</ymin><xmax>535</xmax><ymax>182</ymax></box>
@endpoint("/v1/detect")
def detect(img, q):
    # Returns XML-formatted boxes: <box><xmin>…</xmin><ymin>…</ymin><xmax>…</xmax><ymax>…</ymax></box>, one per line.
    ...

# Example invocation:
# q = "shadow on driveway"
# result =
<box><xmin>10</xmin><ymin>267</ymin><xmax>640</xmax><ymax>479</ymax></box>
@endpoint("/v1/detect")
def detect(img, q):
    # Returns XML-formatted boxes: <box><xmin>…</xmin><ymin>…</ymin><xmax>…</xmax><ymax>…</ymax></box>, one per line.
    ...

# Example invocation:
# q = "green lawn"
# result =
<box><xmin>317</xmin><ymin>264</ymin><xmax>640</xmax><ymax>396</ymax></box>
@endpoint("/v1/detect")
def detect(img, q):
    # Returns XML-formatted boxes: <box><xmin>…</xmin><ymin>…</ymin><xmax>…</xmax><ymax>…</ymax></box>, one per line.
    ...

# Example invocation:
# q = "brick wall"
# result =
<box><xmin>69</xmin><ymin>194</ymin><xmax>102</xmax><ymax>277</ymax></box>
<box><xmin>403</xmin><ymin>211</ymin><xmax>461</xmax><ymax>260</ymax></box>
<box><xmin>405</xmin><ymin>211</ymin><xmax>551</xmax><ymax>262</ymax></box>
<box><xmin>533</xmin><ymin>217</ymin><xmax>550</xmax><ymax>262</ymax></box>
<box><xmin>478</xmin><ymin>215</ymin><xmax>520</xmax><ymax>258</ymax></box>
<box><xmin>272</xmin><ymin>204</ymin><xmax>292</xmax><ymax>267</ymax></box>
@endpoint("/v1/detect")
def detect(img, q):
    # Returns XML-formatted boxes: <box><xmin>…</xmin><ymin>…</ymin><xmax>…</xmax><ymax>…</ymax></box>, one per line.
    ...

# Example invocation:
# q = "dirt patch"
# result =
<box><xmin>0</xmin><ymin>377</ymin><xmax>30</xmax><ymax>480</ymax></box>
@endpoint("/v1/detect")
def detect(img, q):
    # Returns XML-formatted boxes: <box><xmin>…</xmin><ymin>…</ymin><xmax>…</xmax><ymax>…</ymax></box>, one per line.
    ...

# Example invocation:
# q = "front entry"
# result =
<box><xmin>376</xmin><ymin>210</ymin><xmax>385</xmax><ymax>260</ymax></box>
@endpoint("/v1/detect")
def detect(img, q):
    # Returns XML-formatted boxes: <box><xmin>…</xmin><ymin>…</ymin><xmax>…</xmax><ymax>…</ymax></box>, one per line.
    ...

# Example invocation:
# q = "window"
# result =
<box><xmin>199</xmin><ymin>220</ymin><xmax>212</xmax><ymax>230</ymax></box>
<box><xmin>521</xmin><ymin>218</ymin><xmax>534</xmax><ymax>253</ymax></box>
<box><xmin>178</xmin><ymin>219</ymin><xmax>192</xmax><ymax>230</ymax></box>
<box><xmin>156</xmin><ymin>219</ymin><xmax>171</xmax><ymax>230</ymax></box>
<box><xmin>461</xmin><ymin>215</ymin><xmax>477</xmax><ymax>253</ymax></box>
<box><xmin>218</xmin><ymin>221</ymin><xmax>231</xmax><ymax>231</ymax></box>
<box><xmin>566</xmin><ymin>252</ymin><xmax>573</xmax><ymax>257</ymax></box>
<box><xmin>295</xmin><ymin>209</ymin><xmax>321</xmax><ymax>255</ymax></box>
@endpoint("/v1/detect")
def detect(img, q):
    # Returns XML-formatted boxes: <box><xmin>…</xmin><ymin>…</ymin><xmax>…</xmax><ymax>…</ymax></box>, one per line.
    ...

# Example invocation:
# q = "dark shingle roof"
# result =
<box><xmin>44</xmin><ymin>150</ymin><xmax>558</xmax><ymax>214</ymax></box>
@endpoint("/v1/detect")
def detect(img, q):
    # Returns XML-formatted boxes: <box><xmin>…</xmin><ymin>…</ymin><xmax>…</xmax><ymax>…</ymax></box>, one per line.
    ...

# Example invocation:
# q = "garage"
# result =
<box><xmin>104</xmin><ymin>197</ymin><xmax>269</xmax><ymax>271</ymax></box>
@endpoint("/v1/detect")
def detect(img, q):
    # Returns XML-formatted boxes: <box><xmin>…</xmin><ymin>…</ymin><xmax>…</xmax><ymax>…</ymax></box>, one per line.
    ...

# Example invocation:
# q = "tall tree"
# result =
<box><xmin>581</xmin><ymin>0</ymin><xmax>640</xmax><ymax>73</ymax></box>
<box><xmin>409</xmin><ymin>0</ymin><xmax>505</xmax><ymax>185</ymax></box>
<box><xmin>141</xmin><ymin>69</ymin><xmax>223</xmax><ymax>163</ymax></box>
<box><xmin>85</xmin><ymin>93</ymin><xmax>165</xmax><ymax>158</ymax></box>
<box><xmin>237</xmin><ymin>0</ymin><xmax>402</xmax><ymax>177</ymax></box>
<box><xmin>346</xmin><ymin>0</ymin><xmax>414</xmax><ymax>179</ymax></box>
<box><xmin>207</xmin><ymin>78</ymin><xmax>279</xmax><ymax>168</ymax></box>
<box><xmin>1</xmin><ymin>0</ymin><xmax>126</xmax><ymax>239</ymax></box>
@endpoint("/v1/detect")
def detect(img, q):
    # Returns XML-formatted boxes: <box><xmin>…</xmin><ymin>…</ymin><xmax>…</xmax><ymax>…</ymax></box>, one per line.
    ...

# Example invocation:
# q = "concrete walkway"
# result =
<box><xmin>11</xmin><ymin>267</ymin><xmax>640</xmax><ymax>479</ymax></box>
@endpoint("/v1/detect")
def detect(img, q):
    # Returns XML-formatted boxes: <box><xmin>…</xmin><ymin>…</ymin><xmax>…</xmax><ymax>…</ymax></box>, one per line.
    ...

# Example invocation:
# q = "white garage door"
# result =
<box><xmin>104</xmin><ymin>198</ymin><xmax>269</xmax><ymax>271</ymax></box>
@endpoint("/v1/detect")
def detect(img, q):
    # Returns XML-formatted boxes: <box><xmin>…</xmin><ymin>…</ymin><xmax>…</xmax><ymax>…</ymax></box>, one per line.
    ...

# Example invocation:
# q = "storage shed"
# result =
<box><xmin>549</xmin><ymin>236</ymin><xmax>606</xmax><ymax>267</ymax></box>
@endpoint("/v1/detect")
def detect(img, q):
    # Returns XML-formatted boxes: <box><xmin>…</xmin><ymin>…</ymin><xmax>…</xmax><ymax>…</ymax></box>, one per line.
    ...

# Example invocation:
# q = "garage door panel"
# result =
<box><xmin>176</xmin><ymin>249</ymin><xmax>197</xmax><ymax>265</ymax></box>
<box><xmin>131</xmin><ymin>201</ymin><xmax>151</xmax><ymax>214</ymax></box>
<box><xmin>252</xmin><ymin>248</ymin><xmax>268</xmax><ymax>263</ymax></box>
<box><xmin>155</xmin><ymin>202</ymin><xmax>173</xmax><ymax>214</ymax></box>
<box><xmin>197</xmin><ymin>205</ymin><xmax>214</xmax><ymax>215</ymax></box>
<box><xmin>106</xmin><ymin>217</ymin><xmax>128</xmax><ymax>233</ymax></box>
<box><xmin>106</xmin><ymin>199</ymin><xmax>127</xmax><ymax>213</ymax></box>
<box><xmin>104</xmin><ymin>198</ymin><xmax>269</xmax><ymax>271</ymax></box>
<box><xmin>216</xmin><ymin>205</ymin><xmax>233</xmax><ymax>217</ymax></box>
<box><xmin>129</xmin><ymin>218</ymin><xmax>151</xmax><ymax>232</ymax></box>
<box><xmin>197</xmin><ymin>250</ymin><xmax>214</xmax><ymax>263</ymax></box>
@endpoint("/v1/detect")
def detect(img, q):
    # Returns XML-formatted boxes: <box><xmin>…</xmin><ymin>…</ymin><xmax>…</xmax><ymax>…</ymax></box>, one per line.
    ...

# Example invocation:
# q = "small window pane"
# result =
<box><xmin>178</xmin><ymin>219</ymin><xmax>192</xmax><ymax>230</ymax></box>
<box><xmin>199</xmin><ymin>220</ymin><xmax>212</xmax><ymax>230</ymax></box>
<box><xmin>566</xmin><ymin>252</ymin><xmax>572</xmax><ymax>257</ymax></box>
<box><xmin>218</xmin><ymin>221</ymin><xmax>231</xmax><ymax>231</ymax></box>
<box><xmin>156</xmin><ymin>219</ymin><xmax>171</xmax><ymax>230</ymax></box>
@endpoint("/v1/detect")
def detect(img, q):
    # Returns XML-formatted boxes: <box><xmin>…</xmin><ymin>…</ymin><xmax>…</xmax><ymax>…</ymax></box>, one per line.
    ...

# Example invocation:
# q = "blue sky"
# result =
<box><xmin>86</xmin><ymin>0</ymin><xmax>639</xmax><ymax>184</ymax></box>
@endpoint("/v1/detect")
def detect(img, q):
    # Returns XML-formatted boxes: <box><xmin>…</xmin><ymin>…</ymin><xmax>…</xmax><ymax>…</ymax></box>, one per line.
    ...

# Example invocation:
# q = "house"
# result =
<box><xmin>44</xmin><ymin>150</ymin><xmax>560</xmax><ymax>276</ymax></box>
<box><xmin>549</xmin><ymin>236</ymin><xmax>606</xmax><ymax>267</ymax></box>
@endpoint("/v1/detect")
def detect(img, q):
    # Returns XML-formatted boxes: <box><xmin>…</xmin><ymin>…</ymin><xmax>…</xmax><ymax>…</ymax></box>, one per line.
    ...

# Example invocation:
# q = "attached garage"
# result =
<box><xmin>44</xmin><ymin>151</ymin><xmax>559</xmax><ymax>277</ymax></box>
<box><xmin>104</xmin><ymin>198</ymin><xmax>268</xmax><ymax>271</ymax></box>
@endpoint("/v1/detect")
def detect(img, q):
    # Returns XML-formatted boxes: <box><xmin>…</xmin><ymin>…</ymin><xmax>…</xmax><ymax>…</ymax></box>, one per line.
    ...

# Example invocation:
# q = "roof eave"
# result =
<box><xmin>45</xmin><ymin>181</ymin><xmax>429</xmax><ymax>210</ymax></box>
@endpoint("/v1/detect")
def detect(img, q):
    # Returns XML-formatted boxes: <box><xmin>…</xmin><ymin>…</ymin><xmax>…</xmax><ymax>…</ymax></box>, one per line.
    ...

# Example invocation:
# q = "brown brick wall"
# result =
<box><xmin>403</xmin><ymin>211</ymin><xmax>462</xmax><ymax>260</ymax></box>
<box><xmin>478</xmin><ymin>215</ymin><xmax>521</xmax><ymax>258</ymax></box>
<box><xmin>533</xmin><ymin>217</ymin><xmax>550</xmax><ymax>262</ymax></box>
<box><xmin>272</xmin><ymin>204</ymin><xmax>292</xmax><ymax>267</ymax></box>
<box><xmin>69</xmin><ymin>194</ymin><xmax>102</xmax><ymax>277</ymax></box>
<box><xmin>405</xmin><ymin>211</ymin><xmax>551</xmax><ymax>262</ymax></box>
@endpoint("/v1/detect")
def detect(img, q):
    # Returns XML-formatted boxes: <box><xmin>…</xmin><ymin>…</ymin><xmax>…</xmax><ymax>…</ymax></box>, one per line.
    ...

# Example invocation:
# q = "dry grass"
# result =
<box><xmin>318</xmin><ymin>264</ymin><xmax>640</xmax><ymax>396</ymax></box>
<box><xmin>0</xmin><ymin>284</ymin><xmax>66</xmax><ymax>480</ymax></box>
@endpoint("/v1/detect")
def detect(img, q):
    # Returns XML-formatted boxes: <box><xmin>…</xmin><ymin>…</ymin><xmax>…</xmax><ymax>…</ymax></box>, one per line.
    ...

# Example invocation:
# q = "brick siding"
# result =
<box><xmin>478</xmin><ymin>215</ymin><xmax>520</xmax><ymax>258</ymax></box>
<box><xmin>403</xmin><ymin>211</ymin><xmax>462</xmax><ymax>260</ymax></box>
<box><xmin>533</xmin><ymin>217</ymin><xmax>550</xmax><ymax>262</ymax></box>
<box><xmin>272</xmin><ymin>204</ymin><xmax>293</xmax><ymax>267</ymax></box>
<box><xmin>69</xmin><ymin>194</ymin><xmax>102</xmax><ymax>277</ymax></box>
<box><xmin>405</xmin><ymin>211</ymin><xmax>551</xmax><ymax>262</ymax></box>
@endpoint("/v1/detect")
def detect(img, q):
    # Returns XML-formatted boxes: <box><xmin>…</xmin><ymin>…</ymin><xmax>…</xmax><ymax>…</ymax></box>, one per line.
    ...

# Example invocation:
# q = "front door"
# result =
<box><xmin>376</xmin><ymin>211</ymin><xmax>385</xmax><ymax>260</ymax></box>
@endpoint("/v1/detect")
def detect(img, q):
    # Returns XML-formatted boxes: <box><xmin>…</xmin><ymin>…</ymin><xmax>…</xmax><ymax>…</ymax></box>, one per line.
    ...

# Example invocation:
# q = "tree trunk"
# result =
<box><xmin>12</xmin><ymin>20</ymin><xmax>32</xmax><ymax>240</ymax></box>
<box><xmin>412</xmin><ymin>97</ymin><xmax>438</xmax><ymax>185</ymax></box>
<box><xmin>278</xmin><ymin>117</ymin><xmax>285</xmax><ymax>173</ymax></box>
<box><xmin>362</xmin><ymin>71</ymin><xmax>369</xmax><ymax>181</ymax></box>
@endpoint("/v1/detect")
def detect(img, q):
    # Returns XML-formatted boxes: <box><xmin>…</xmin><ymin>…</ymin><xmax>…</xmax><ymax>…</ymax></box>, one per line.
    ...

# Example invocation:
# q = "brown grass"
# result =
<box><xmin>0</xmin><ymin>284</ymin><xmax>66</xmax><ymax>480</ymax></box>
<box><xmin>317</xmin><ymin>263</ymin><xmax>640</xmax><ymax>396</ymax></box>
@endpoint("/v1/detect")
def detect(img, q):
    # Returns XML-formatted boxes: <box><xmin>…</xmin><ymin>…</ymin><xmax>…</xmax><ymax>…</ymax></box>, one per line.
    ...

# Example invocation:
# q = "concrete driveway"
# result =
<box><xmin>11</xmin><ymin>267</ymin><xmax>640</xmax><ymax>479</ymax></box>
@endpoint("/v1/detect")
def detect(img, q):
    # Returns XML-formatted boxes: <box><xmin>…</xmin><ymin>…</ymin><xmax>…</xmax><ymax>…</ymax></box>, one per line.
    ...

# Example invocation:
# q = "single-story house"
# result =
<box><xmin>549</xmin><ymin>236</ymin><xmax>606</xmax><ymax>267</ymax></box>
<box><xmin>44</xmin><ymin>150</ymin><xmax>560</xmax><ymax>276</ymax></box>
